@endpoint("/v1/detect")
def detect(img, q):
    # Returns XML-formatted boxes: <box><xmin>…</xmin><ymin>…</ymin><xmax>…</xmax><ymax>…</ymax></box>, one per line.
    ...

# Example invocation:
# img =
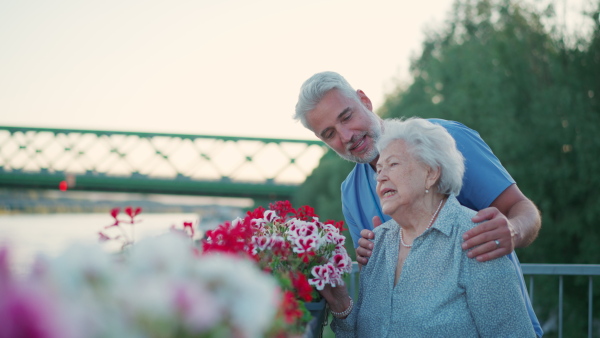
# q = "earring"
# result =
<box><xmin>425</xmin><ymin>189</ymin><xmax>429</xmax><ymax>194</ymax></box>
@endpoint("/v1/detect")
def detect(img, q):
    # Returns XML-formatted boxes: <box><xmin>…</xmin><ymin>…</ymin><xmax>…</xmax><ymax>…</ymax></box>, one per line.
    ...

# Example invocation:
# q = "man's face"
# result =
<box><xmin>306</xmin><ymin>89</ymin><xmax>382</xmax><ymax>164</ymax></box>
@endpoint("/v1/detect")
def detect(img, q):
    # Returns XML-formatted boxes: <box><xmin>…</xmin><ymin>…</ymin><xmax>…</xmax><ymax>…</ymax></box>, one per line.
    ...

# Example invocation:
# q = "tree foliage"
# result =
<box><xmin>295</xmin><ymin>0</ymin><xmax>600</xmax><ymax>335</ymax></box>
<box><xmin>379</xmin><ymin>0</ymin><xmax>600</xmax><ymax>266</ymax></box>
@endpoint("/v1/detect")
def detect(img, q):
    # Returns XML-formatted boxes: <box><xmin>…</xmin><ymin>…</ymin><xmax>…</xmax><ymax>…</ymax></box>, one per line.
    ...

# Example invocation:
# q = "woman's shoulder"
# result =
<box><xmin>442</xmin><ymin>195</ymin><xmax>480</xmax><ymax>232</ymax></box>
<box><xmin>373</xmin><ymin>218</ymin><xmax>399</xmax><ymax>236</ymax></box>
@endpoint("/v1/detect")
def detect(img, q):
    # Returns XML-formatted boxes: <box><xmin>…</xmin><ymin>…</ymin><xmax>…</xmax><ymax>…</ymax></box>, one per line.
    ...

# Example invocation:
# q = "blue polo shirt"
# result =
<box><xmin>340</xmin><ymin>118</ymin><xmax>542</xmax><ymax>337</ymax></box>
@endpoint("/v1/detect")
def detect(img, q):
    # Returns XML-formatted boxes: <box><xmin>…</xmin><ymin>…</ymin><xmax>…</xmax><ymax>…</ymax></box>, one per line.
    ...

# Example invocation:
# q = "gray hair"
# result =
<box><xmin>294</xmin><ymin>71</ymin><xmax>360</xmax><ymax>130</ymax></box>
<box><xmin>376</xmin><ymin>118</ymin><xmax>465</xmax><ymax>195</ymax></box>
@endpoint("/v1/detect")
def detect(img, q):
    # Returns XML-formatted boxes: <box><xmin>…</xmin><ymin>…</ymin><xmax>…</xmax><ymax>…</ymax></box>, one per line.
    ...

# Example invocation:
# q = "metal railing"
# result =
<box><xmin>521</xmin><ymin>264</ymin><xmax>600</xmax><ymax>338</ymax></box>
<box><xmin>348</xmin><ymin>262</ymin><xmax>600</xmax><ymax>337</ymax></box>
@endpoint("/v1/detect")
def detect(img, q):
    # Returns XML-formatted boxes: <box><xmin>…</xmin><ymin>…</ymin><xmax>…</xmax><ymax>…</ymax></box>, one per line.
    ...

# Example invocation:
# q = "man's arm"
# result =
<box><xmin>462</xmin><ymin>184</ymin><xmax>541</xmax><ymax>262</ymax></box>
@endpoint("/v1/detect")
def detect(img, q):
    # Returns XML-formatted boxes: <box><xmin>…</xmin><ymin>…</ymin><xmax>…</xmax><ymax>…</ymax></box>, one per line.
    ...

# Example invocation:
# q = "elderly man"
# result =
<box><xmin>294</xmin><ymin>71</ymin><xmax>542</xmax><ymax>337</ymax></box>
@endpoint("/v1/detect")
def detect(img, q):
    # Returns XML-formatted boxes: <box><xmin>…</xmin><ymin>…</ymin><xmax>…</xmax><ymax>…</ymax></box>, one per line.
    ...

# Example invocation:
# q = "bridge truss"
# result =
<box><xmin>0</xmin><ymin>126</ymin><xmax>327</xmax><ymax>201</ymax></box>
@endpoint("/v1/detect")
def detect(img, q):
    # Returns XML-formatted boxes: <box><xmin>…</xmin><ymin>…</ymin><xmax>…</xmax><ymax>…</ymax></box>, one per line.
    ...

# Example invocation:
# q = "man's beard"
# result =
<box><xmin>336</xmin><ymin>116</ymin><xmax>382</xmax><ymax>164</ymax></box>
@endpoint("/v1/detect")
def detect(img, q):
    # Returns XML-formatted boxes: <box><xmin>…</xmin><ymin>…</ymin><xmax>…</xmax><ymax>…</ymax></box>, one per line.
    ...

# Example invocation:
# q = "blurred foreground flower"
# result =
<box><xmin>0</xmin><ymin>233</ymin><xmax>280</xmax><ymax>338</ymax></box>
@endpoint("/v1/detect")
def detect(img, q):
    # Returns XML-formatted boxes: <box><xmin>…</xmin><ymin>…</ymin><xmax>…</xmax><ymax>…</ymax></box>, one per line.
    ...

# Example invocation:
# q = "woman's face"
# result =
<box><xmin>376</xmin><ymin>139</ymin><xmax>430</xmax><ymax>218</ymax></box>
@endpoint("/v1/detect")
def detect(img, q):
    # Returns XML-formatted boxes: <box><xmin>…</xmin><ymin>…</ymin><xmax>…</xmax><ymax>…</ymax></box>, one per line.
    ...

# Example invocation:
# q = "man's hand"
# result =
<box><xmin>462</xmin><ymin>184</ymin><xmax>541</xmax><ymax>262</ymax></box>
<box><xmin>356</xmin><ymin>216</ymin><xmax>382</xmax><ymax>266</ymax></box>
<box><xmin>462</xmin><ymin>207</ymin><xmax>515</xmax><ymax>262</ymax></box>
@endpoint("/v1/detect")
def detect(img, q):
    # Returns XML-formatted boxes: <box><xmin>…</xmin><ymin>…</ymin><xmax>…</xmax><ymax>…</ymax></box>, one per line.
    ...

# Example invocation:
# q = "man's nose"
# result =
<box><xmin>339</xmin><ymin>127</ymin><xmax>354</xmax><ymax>144</ymax></box>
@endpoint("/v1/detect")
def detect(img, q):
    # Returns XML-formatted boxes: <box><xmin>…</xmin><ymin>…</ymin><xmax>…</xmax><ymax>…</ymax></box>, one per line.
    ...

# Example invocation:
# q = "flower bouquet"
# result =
<box><xmin>202</xmin><ymin>200</ymin><xmax>353</xmax><ymax>336</ymax></box>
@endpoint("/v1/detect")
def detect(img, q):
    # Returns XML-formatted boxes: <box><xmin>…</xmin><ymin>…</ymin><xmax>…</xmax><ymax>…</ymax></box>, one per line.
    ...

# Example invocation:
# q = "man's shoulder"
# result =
<box><xmin>341</xmin><ymin>163</ymin><xmax>369</xmax><ymax>190</ymax></box>
<box><xmin>427</xmin><ymin>118</ymin><xmax>474</xmax><ymax>136</ymax></box>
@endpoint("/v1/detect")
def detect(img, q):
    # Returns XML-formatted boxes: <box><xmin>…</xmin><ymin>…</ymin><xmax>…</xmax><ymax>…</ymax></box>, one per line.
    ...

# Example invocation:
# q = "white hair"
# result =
<box><xmin>294</xmin><ymin>71</ymin><xmax>359</xmax><ymax>130</ymax></box>
<box><xmin>376</xmin><ymin>118</ymin><xmax>465</xmax><ymax>195</ymax></box>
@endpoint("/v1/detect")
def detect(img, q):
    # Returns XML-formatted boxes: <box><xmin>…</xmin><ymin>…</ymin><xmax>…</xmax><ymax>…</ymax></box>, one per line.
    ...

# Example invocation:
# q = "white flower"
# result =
<box><xmin>6</xmin><ymin>231</ymin><xmax>280</xmax><ymax>338</ymax></box>
<box><xmin>195</xmin><ymin>254</ymin><xmax>280</xmax><ymax>338</ymax></box>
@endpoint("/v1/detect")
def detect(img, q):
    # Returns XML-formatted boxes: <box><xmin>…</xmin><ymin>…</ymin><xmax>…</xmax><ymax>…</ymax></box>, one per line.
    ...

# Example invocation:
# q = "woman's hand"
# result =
<box><xmin>319</xmin><ymin>284</ymin><xmax>352</xmax><ymax>317</ymax></box>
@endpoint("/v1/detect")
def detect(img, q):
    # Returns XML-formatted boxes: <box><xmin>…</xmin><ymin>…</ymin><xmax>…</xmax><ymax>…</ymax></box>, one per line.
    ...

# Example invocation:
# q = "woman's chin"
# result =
<box><xmin>381</xmin><ymin>204</ymin><xmax>397</xmax><ymax>218</ymax></box>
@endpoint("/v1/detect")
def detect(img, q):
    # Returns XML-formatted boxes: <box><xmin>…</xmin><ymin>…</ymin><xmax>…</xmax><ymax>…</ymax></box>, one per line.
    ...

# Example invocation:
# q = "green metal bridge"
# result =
<box><xmin>0</xmin><ymin>126</ymin><xmax>327</xmax><ymax>201</ymax></box>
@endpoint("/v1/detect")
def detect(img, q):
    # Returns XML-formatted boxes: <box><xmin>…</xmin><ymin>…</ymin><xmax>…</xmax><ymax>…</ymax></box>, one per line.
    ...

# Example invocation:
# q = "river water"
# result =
<box><xmin>0</xmin><ymin>212</ymin><xmax>210</xmax><ymax>275</ymax></box>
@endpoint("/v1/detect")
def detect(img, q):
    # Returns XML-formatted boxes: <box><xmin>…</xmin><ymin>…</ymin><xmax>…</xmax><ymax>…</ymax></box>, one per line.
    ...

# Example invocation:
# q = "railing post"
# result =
<box><xmin>589</xmin><ymin>276</ymin><xmax>593</xmax><ymax>338</ymax></box>
<box><xmin>528</xmin><ymin>275</ymin><xmax>534</xmax><ymax>301</ymax></box>
<box><xmin>559</xmin><ymin>276</ymin><xmax>563</xmax><ymax>338</ymax></box>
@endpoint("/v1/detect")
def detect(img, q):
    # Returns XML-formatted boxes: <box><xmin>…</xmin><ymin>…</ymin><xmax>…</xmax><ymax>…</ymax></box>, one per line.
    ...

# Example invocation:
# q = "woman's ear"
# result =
<box><xmin>425</xmin><ymin>165</ymin><xmax>441</xmax><ymax>191</ymax></box>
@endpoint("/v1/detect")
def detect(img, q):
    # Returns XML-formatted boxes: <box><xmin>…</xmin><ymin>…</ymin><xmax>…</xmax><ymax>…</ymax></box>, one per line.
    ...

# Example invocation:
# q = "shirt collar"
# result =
<box><xmin>429</xmin><ymin>194</ymin><xmax>460</xmax><ymax>237</ymax></box>
<box><xmin>377</xmin><ymin>194</ymin><xmax>460</xmax><ymax>236</ymax></box>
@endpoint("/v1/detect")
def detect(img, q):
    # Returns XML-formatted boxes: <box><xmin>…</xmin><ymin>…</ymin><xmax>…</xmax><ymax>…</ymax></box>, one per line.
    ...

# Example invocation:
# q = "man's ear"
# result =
<box><xmin>356</xmin><ymin>89</ymin><xmax>373</xmax><ymax>111</ymax></box>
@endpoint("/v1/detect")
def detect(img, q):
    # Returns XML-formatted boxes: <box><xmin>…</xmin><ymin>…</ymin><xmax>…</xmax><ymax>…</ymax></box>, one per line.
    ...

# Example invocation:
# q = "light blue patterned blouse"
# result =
<box><xmin>332</xmin><ymin>195</ymin><xmax>536</xmax><ymax>337</ymax></box>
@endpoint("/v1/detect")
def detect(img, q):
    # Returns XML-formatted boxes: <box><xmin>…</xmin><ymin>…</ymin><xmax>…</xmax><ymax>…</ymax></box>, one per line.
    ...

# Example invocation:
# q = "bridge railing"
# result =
<box><xmin>0</xmin><ymin>126</ymin><xmax>327</xmax><ymax>200</ymax></box>
<box><xmin>348</xmin><ymin>262</ymin><xmax>600</xmax><ymax>337</ymax></box>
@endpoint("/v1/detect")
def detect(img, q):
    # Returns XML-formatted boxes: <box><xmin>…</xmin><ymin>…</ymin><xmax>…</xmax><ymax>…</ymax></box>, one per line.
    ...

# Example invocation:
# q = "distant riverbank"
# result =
<box><xmin>0</xmin><ymin>212</ymin><xmax>233</xmax><ymax>275</ymax></box>
<box><xmin>0</xmin><ymin>188</ymin><xmax>253</xmax><ymax>214</ymax></box>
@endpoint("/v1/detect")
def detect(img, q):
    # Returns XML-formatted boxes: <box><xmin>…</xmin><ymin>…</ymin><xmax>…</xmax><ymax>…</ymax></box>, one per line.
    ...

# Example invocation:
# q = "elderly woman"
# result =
<box><xmin>320</xmin><ymin>118</ymin><xmax>536</xmax><ymax>337</ymax></box>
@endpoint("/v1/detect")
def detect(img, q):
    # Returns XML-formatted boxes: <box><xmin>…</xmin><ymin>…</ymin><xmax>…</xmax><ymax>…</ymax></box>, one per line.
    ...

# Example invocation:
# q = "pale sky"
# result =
<box><xmin>0</xmin><ymin>0</ymin><xmax>593</xmax><ymax>140</ymax></box>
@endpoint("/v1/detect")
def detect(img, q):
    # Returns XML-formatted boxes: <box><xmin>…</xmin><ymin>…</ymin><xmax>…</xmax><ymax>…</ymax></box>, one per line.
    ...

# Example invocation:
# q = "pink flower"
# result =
<box><xmin>296</xmin><ymin>223</ymin><xmax>318</xmax><ymax>238</ymax></box>
<box><xmin>173</xmin><ymin>282</ymin><xmax>221</xmax><ymax>333</ymax></box>
<box><xmin>308</xmin><ymin>264</ymin><xmax>335</xmax><ymax>290</ymax></box>
<box><xmin>0</xmin><ymin>249</ymin><xmax>68</xmax><ymax>338</ymax></box>
<box><xmin>98</xmin><ymin>232</ymin><xmax>111</xmax><ymax>242</ymax></box>
<box><xmin>292</xmin><ymin>236</ymin><xmax>318</xmax><ymax>254</ymax></box>
<box><xmin>252</xmin><ymin>235</ymin><xmax>273</xmax><ymax>254</ymax></box>
<box><xmin>263</xmin><ymin>210</ymin><xmax>280</xmax><ymax>223</ymax></box>
<box><xmin>330</xmin><ymin>253</ymin><xmax>350</xmax><ymax>270</ymax></box>
<box><xmin>324</xmin><ymin>231</ymin><xmax>346</xmax><ymax>247</ymax></box>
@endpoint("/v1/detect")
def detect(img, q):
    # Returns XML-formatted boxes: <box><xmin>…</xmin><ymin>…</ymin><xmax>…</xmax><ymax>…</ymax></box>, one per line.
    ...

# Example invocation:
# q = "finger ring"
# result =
<box><xmin>494</xmin><ymin>240</ymin><xmax>501</xmax><ymax>248</ymax></box>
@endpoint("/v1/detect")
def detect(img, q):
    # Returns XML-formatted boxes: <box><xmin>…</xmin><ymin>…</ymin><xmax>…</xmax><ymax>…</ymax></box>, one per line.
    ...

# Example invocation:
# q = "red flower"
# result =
<box><xmin>294</xmin><ymin>205</ymin><xmax>317</xmax><ymax>221</ymax></box>
<box><xmin>269</xmin><ymin>200</ymin><xmax>295</xmax><ymax>219</ymax></box>
<box><xmin>202</xmin><ymin>219</ymin><xmax>256</xmax><ymax>260</ymax></box>
<box><xmin>291</xmin><ymin>272</ymin><xmax>313</xmax><ymax>302</ymax></box>
<box><xmin>281</xmin><ymin>290</ymin><xmax>303</xmax><ymax>324</ymax></box>
<box><xmin>325</xmin><ymin>219</ymin><xmax>347</xmax><ymax>232</ymax></box>
<box><xmin>106</xmin><ymin>208</ymin><xmax>121</xmax><ymax>227</ymax></box>
<box><xmin>245</xmin><ymin>206</ymin><xmax>265</xmax><ymax>221</ymax></box>
<box><xmin>298</xmin><ymin>250</ymin><xmax>316</xmax><ymax>264</ymax></box>
<box><xmin>183</xmin><ymin>221</ymin><xmax>194</xmax><ymax>237</ymax></box>
<box><xmin>125</xmin><ymin>206</ymin><xmax>142</xmax><ymax>221</ymax></box>
<box><xmin>270</xmin><ymin>238</ymin><xmax>291</xmax><ymax>259</ymax></box>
